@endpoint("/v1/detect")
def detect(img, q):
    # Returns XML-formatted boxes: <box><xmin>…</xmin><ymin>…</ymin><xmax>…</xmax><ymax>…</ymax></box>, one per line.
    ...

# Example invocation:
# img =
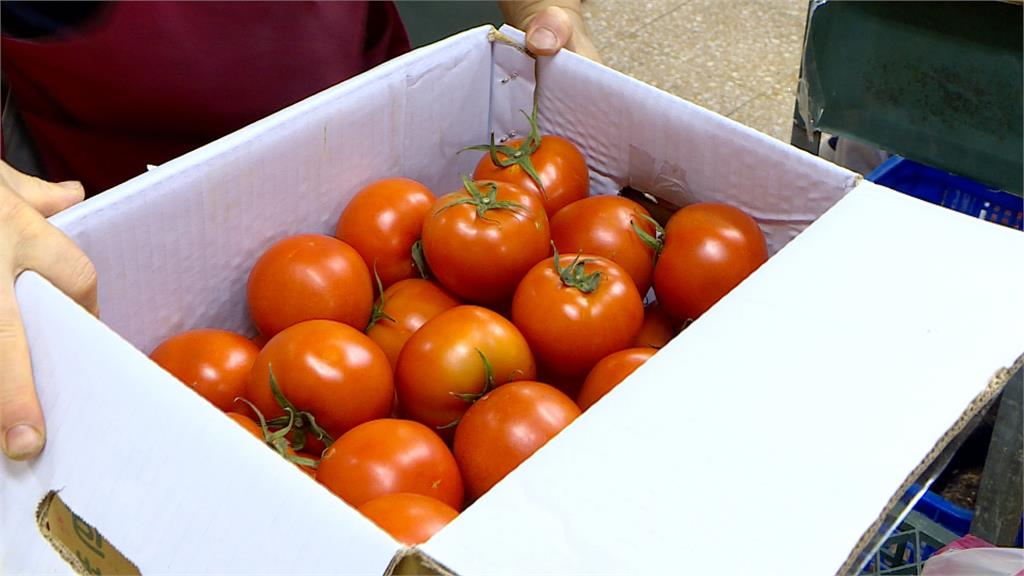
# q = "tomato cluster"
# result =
<box><xmin>146</xmin><ymin>111</ymin><xmax>768</xmax><ymax>546</ymax></box>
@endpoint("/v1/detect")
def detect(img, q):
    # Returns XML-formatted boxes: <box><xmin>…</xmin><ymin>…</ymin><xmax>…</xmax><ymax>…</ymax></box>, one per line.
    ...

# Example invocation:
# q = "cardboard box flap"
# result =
<box><xmin>492</xmin><ymin>26</ymin><xmax>861</xmax><ymax>254</ymax></box>
<box><xmin>48</xmin><ymin>27</ymin><xmax>493</xmax><ymax>355</ymax></box>
<box><xmin>841</xmin><ymin>351</ymin><xmax>1024</xmax><ymax>574</ymax></box>
<box><xmin>2</xmin><ymin>273</ymin><xmax>401</xmax><ymax>573</ymax></box>
<box><xmin>423</xmin><ymin>182</ymin><xmax>1024</xmax><ymax>575</ymax></box>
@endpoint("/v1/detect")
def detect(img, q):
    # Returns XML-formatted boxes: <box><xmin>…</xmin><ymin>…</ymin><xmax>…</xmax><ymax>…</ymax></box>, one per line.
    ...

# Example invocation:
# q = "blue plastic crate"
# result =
<box><xmin>868</xmin><ymin>156</ymin><xmax>1023</xmax><ymax>230</ymax></box>
<box><xmin>906</xmin><ymin>484</ymin><xmax>1024</xmax><ymax>545</ymax></box>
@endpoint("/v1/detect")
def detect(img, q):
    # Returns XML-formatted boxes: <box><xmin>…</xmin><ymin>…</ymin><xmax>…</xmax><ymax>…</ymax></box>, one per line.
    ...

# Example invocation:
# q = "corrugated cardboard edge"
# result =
<box><xmin>36</xmin><ymin>490</ymin><xmax>141</xmax><ymax>576</ymax></box>
<box><xmin>384</xmin><ymin>546</ymin><xmax>459</xmax><ymax>576</ymax></box>
<box><xmin>837</xmin><ymin>351</ymin><xmax>1024</xmax><ymax>575</ymax></box>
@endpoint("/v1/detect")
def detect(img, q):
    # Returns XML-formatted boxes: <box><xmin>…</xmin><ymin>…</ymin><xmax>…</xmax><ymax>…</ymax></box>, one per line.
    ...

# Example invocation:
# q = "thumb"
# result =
<box><xmin>0</xmin><ymin>161</ymin><xmax>84</xmax><ymax>217</ymax></box>
<box><xmin>525</xmin><ymin>6</ymin><xmax>574</xmax><ymax>56</ymax></box>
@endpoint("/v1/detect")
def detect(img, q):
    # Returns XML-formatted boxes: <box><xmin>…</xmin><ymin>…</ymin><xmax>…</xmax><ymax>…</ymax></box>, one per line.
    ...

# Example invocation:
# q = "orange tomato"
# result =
<box><xmin>246</xmin><ymin>320</ymin><xmax>393</xmax><ymax>442</ymax></box>
<box><xmin>335</xmin><ymin>178</ymin><xmax>436</xmax><ymax>288</ymax></box>
<box><xmin>576</xmin><ymin>347</ymin><xmax>657</xmax><ymax>411</ymax></box>
<box><xmin>318</xmin><ymin>419</ymin><xmax>464</xmax><ymax>510</ymax></box>
<box><xmin>550</xmin><ymin>195</ymin><xmax>658</xmax><ymax>294</ymax></box>
<box><xmin>453</xmin><ymin>381</ymin><xmax>579</xmax><ymax>501</ymax></box>
<box><xmin>366</xmin><ymin>279</ymin><xmax>460</xmax><ymax>370</ymax></box>
<box><xmin>247</xmin><ymin>234</ymin><xmax>372</xmax><ymax>338</ymax></box>
<box><xmin>632</xmin><ymin>303</ymin><xmax>677</xmax><ymax>349</ymax></box>
<box><xmin>150</xmin><ymin>329</ymin><xmax>259</xmax><ymax>411</ymax></box>
<box><xmin>421</xmin><ymin>178</ymin><xmax>550</xmax><ymax>306</ymax></box>
<box><xmin>358</xmin><ymin>493</ymin><xmax>459</xmax><ymax>545</ymax></box>
<box><xmin>395</xmin><ymin>305</ymin><xmax>536</xmax><ymax>438</ymax></box>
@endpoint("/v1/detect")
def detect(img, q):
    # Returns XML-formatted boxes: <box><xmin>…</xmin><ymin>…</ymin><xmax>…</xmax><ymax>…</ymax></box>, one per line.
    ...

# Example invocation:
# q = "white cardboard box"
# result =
<box><xmin>3</xmin><ymin>26</ymin><xmax>1022</xmax><ymax>575</ymax></box>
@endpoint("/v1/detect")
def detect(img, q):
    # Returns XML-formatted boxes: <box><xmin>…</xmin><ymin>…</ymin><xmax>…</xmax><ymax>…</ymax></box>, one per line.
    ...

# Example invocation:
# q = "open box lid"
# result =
<box><xmin>421</xmin><ymin>181</ymin><xmax>1024</xmax><ymax>575</ymax></box>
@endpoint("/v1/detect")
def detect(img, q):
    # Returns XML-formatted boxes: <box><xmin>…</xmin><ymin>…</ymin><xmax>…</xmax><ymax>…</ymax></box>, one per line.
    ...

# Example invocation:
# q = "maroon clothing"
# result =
<box><xmin>1</xmin><ymin>2</ymin><xmax>409</xmax><ymax>194</ymax></box>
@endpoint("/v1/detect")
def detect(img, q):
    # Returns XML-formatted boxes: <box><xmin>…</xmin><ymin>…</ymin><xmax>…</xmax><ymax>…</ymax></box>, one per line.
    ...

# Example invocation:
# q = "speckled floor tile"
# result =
<box><xmin>729</xmin><ymin>92</ymin><xmax>796</xmax><ymax>142</ymax></box>
<box><xmin>583</xmin><ymin>0</ymin><xmax>808</xmax><ymax>141</ymax></box>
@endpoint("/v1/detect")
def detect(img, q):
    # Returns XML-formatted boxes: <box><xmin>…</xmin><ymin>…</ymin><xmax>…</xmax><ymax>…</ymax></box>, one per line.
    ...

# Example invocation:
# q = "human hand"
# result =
<box><xmin>499</xmin><ymin>0</ymin><xmax>602</xmax><ymax>62</ymax></box>
<box><xmin>0</xmin><ymin>161</ymin><xmax>96</xmax><ymax>460</ymax></box>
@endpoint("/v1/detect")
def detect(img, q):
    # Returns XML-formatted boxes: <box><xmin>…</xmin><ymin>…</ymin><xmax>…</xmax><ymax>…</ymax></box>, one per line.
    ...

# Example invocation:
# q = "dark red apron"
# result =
<box><xmin>1</xmin><ymin>1</ymin><xmax>409</xmax><ymax>194</ymax></box>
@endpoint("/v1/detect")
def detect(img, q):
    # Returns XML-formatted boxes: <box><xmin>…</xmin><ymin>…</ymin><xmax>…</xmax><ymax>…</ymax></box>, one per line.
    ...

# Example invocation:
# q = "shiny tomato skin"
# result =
<box><xmin>366</xmin><ymin>279</ymin><xmax>461</xmax><ymax>370</ymax></box>
<box><xmin>395</xmin><ymin>305</ymin><xmax>536</xmax><ymax>436</ymax></box>
<box><xmin>421</xmin><ymin>180</ymin><xmax>550</xmax><ymax>305</ymax></box>
<box><xmin>654</xmin><ymin>203</ymin><xmax>768</xmax><ymax>321</ymax></box>
<box><xmin>632</xmin><ymin>303</ymin><xmax>677</xmax><ymax>349</ymax></box>
<box><xmin>550</xmin><ymin>195</ymin><xmax>658</xmax><ymax>294</ymax></box>
<box><xmin>511</xmin><ymin>255</ymin><xmax>644</xmax><ymax>378</ymax></box>
<box><xmin>246</xmin><ymin>320</ymin><xmax>393</xmax><ymax>440</ymax></box>
<box><xmin>335</xmin><ymin>178</ymin><xmax>436</xmax><ymax>288</ymax></box>
<box><xmin>247</xmin><ymin>234</ymin><xmax>373</xmax><ymax>337</ymax></box>
<box><xmin>358</xmin><ymin>492</ymin><xmax>459</xmax><ymax>545</ymax></box>
<box><xmin>576</xmin><ymin>347</ymin><xmax>657</xmax><ymax>411</ymax></box>
<box><xmin>472</xmin><ymin>135</ymin><xmax>589</xmax><ymax>216</ymax></box>
<box><xmin>317</xmin><ymin>418</ymin><xmax>464</xmax><ymax>509</ymax></box>
<box><xmin>453</xmin><ymin>381</ymin><xmax>580</xmax><ymax>501</ymax></box>
<box><xmin>150</xmin><ymin>329</ymin><xmax>259</xmax><ymax>411</ymax></box>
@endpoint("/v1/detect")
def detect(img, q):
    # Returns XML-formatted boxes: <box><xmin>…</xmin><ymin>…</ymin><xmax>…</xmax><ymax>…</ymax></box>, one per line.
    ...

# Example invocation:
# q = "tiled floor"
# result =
<box><xmin>583</xmin><ymin>0</ymin><xmax>808</xmax><ymax>142</ymax></box>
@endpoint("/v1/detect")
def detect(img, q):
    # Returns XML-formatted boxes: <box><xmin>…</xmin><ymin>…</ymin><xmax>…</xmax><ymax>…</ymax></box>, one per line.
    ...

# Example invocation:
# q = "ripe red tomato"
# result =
<box><xmin>246</xmin><ymin>320</ymin><xmax>393</xmax><ymax>442</ymax></box>
<box><xmin>317</xmin><ymin>419</ymin><xmax>464</xmax><ymax>509</ymax></box>
<box><xmin>470</xmin><ymin>113</ymin><xmax>589</xmax><ymax>216</ymax></box>
<box><xmin>511</xmin><ymin>254</ymin><xmax>644</xmax><ymax>377</ymax></box>
<box><xmin>335</xmin><ymin>178</ymin><xmax>436</xmax><ymax>288</ymax></box>
<box><xmin>395</xmin><ymin>305</ymin><xmax>536</xmax><ymax>436</ymax></box>
<box><xmin>150</xmin><ymin>329</ymin><xmax>259</xmax><ymax>411</ymax></box>
<box><xmin>358</xmin><ymin>493</ymin><xmax>459</xmax><ymax>545</ymax></box>
<box><xmin>453</xmin><ymin>381</ymin><xmax>580</xmax><ymax>501</ymax></box>
<box><xmin>576</xmin><ymin>347</ymin><xmax>657</xmax><ymax>411</ymax></box>
<box><xmin>632</xmin><ymin>303</ymin><xmax>677</xmax><ymax>349</ymax></box>
<box><xmin>550</xmin><ymin>195</ymin><xmax>659</xmax><ymax>294</ymax></box>
<box><xmin>366</xmin><ymin>279</ymin><xmax>461</xmax><ymax>370</ymax></box>
<box><xmin>421</xmin><ymin>178</ymin><xmax>550</xmax><ymax>305</ymax></box>
<box><xmin>654</xmin><ymin>203</ymin><xmax>768</xmax><ymax>321</ymax></box>
<box><xmin>247</xmin><ymin>234</ymin><xmax>373</xmax><ymax>338</ymax></box>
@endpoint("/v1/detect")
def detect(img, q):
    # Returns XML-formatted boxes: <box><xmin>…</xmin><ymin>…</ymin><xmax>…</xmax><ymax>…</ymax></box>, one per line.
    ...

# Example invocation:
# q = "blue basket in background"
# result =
<box><xmin>868</xmin><ymin>156</ymin><xmax>1023</xmax><ymax>230</ymax></box>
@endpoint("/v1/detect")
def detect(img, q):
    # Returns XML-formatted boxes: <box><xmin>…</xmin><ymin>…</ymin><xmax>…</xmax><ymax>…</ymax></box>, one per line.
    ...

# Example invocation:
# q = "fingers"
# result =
<box><xmin>524</xmin><ymin>6</ymin><xmax>604</xmax><ymax>63</ymax></box>
<box><xmin>15</xmin><ymin>220</ymin><xmax>99</xmax><ymax>317</ymax></box>
<box><xmin>0</xmin><ymin>188</ymin><xmax>99</xmax><ymax>460</ymax></box>
<box><xmin>0</xmin><ymin>160</ymin><xmax>84</xmax><ymax>217</ymax></box>
<box><xmin>525</xmin><ymin>6</ymin><xmax>575</xmax><ymax>56</ymax></box>
<box><xmin>0</xmin><ymin>274</ymin><xmax>45</xmax><ymax>460</ymax></box>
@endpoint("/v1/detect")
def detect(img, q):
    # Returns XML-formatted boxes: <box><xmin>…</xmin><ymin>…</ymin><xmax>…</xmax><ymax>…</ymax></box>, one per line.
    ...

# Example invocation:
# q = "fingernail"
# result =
<box><xmin>530</xmin><ymin>27</ymin><xmax>558</xmax><ymax>52</ymax></box>
<box><xmin>56</xmin><ymin>181</ymin><xmax>84</xmax><ymax>193</ymax></box>
<box><xmin>4</xmin><ymin>424</ymin><xmax>44</xmax><ymax>460</ymax></box>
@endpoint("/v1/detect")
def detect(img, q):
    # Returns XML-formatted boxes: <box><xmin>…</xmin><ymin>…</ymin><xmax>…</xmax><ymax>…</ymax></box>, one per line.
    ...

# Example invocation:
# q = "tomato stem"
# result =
<box><xmin>411</xmin><ymin>239</ymin><xmax>431</xmax><ymax>280</ymax></box>
<box><xmin>631</xmin><ymin>212</ymin><xmax>665</xmax><ymax>265</ymax></box>
<box><xmin>365</xmin><ymin>264</ymin><xmax>397</xmax><ymax>332</ymax></box>
<box><xmin>232</xmin><ymin>397</ymin><xmax>320</xmax><ymax>470</ymax></box>
<box><xmin>459</xmin><ymin>103</ymin><xmax>547</xmax><ymax>197</ymax></box>
<box><xmin>552</xmin><ymin>245</ymin><xmax>601</xmax><ymax>294</ymax></box>
<box><xmin>440</xmin><ymin>349</ymin><xmax>498</xmax><ymax>429</ymax></box>
<box><xmin>266</xmin><ymin>365</ymin><xmax>335</xmax><ymax>449</ymax></box>
<box><xmin>437</xmin><ymin>175</ymin><xmax>528</xmax><ymax>224</ymax></box>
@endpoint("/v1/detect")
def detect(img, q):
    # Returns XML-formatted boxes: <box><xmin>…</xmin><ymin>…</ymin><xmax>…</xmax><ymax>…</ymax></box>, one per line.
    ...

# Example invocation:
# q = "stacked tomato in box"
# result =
<box><xmin>146</xmin><ymin>109</ymin><xmax>768</xmax><ymax>546</ymax></box>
